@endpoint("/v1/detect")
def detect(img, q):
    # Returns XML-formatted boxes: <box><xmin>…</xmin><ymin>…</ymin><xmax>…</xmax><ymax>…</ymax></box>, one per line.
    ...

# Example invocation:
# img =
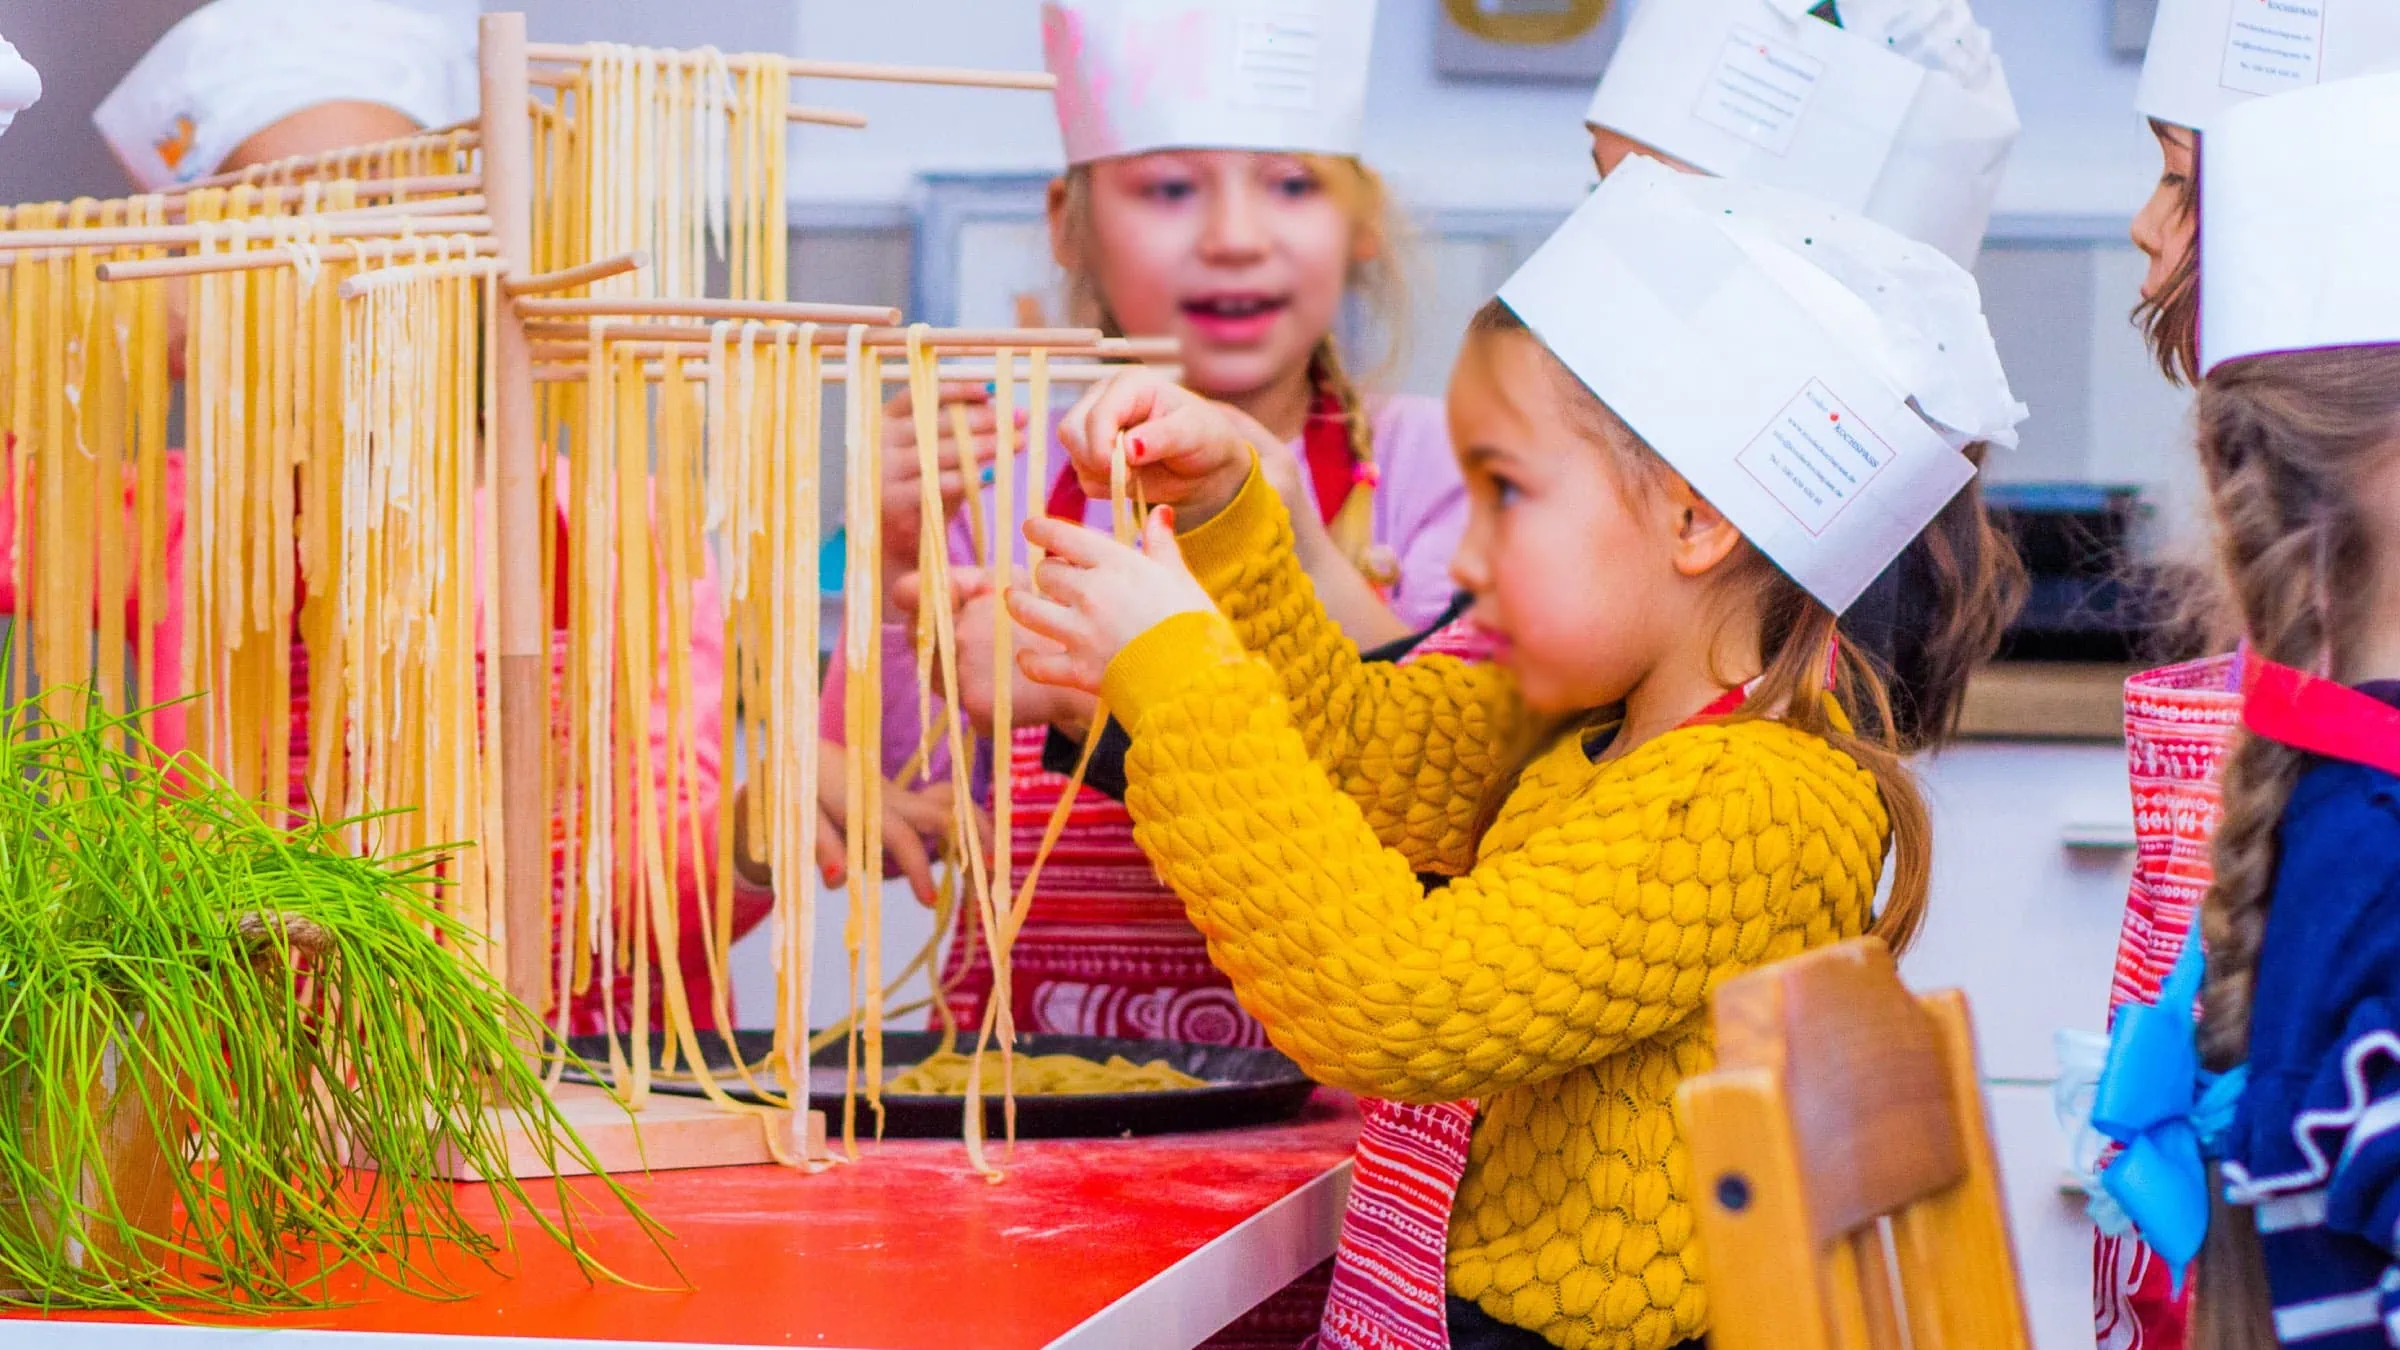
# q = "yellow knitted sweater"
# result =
<box><xmin>1102</xmin><ymin>471</ymin><xmax>1892</xmax><ymax>1350</ymax></box>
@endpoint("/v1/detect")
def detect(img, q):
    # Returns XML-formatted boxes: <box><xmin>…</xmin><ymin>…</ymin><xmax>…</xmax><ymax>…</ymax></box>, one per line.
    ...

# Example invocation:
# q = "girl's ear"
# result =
<box><xmin>1046</xmin><ymin>175</ymin><xmax>1076</xmax><ymax>271</ymax></box>
<box><xmin>1660</xmin><ymin>472</ymin><xmax>1744</xmax><ymax>578</ymax></box>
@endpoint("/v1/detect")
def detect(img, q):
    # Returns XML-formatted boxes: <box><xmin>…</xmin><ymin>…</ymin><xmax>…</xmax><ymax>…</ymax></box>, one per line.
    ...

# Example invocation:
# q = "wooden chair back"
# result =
<box><xmin>1676</xmin><ymin>937</ymin><xmax>2032</xmax><ymax>1350</ymax></box>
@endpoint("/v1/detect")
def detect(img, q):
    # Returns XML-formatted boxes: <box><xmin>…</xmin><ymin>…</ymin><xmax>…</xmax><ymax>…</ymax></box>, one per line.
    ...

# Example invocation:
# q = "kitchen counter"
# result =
<box><xmin>1956</xmin><ymin>661</ymin><xmax>2142</xmax><ymax>742</ymax></box>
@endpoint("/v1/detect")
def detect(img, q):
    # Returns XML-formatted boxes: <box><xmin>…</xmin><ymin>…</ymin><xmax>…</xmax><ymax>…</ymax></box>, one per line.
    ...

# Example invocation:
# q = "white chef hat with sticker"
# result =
<box><xmin>1041</xmin><ymin>0</ymin><xmax>1376</xmax><ymax>166</ymax></box>
<box><xmin>2139</xmin><ymin>0</ymin><xmax>2400</xmax><ymax>133</ymax></box>
<box><xmin>1583</xmin><ymin>0</ymin><xmax>2019</xmax><ymax>266</ymax></box>
<box><xmin>1498</xmin><ymin>155</ymin><xmax>2024</xmax><ymax>612</ymax></box>
<box><xmin>2200</xmin><ymin>73</ymin><xmax>2400</xmax><ymax>374</ymax></box>
<box><xmin>0</xmin><ymin>32</ymin><xmax>40</xmax><ymax>140</ymax></box>
<box><xmin>94</xmin><ymin>0</ymin><xmax>478</xmax><ymax>191</ymax></box>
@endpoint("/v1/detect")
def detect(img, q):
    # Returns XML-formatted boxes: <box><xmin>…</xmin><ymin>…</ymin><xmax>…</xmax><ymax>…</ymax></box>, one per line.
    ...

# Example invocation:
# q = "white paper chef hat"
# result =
<box><xmin>2138</xmin><ymin>0</ymin><xmax>2400</xmax><ymax>132</ymax></box>
<box><xmin>1583</xmin><ymin>0</ymin><xmax>2019</xmax><ymax>266</ymax></box>
<box><xmin>1041</xmin><ymin>0</ymin><xmax>1376</xmax><ymax>165</ymax></box>
<box><xmin>95</xmin><ymin>0</ymin><xmax>479</xmax><ymax>191</ymax></box>
<box><xmin>1498</xmin><ymin>156</ymin><xmax>2024</xmax><ymax>611</ymax></box>
<box><xmin>0</xmin><ymin>34</ymin><xmax>39</xmax><ymax>140</ymax></box>
<box><xmin>2199</xmin><ymin>73</ymin><xmax>2400</xmax><ymax>375</ymax></box>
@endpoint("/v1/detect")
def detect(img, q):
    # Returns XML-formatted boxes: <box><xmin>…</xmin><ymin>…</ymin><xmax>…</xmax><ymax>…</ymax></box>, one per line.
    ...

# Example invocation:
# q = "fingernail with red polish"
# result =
<box><xmin>1130</xmin><ymin>437</ymin><xmax>1145</xmax><ymax>461</ymax></box>
<box><xmin>822</xmin><ymin>866</ymin><xmax>842</xmax><ymax>887</ymax></box>
<box><xmin>1160</xmin><ymin>505</ymin><xmax>1175</xmax><ymax>528</ymax></box>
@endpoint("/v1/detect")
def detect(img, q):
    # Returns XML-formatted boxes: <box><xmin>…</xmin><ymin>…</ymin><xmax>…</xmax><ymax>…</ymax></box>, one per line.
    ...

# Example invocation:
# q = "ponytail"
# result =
<box><xmin>1863</xmin><ymin>453</ymin><xmax>2027</xmax><ymax>752</ymax></box>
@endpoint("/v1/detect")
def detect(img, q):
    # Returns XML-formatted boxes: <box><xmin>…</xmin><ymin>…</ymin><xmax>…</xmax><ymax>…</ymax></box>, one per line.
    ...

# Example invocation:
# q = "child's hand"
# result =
<box><xmin>879</xmin><ymin>381</ymin><xmax>1025</xmax><ymax>578</ymax></box>
<box><xmin>1010</xmin><ymin>508</ymin><xmax>1213</xmax><ymax>695</ymax></box>
<box><xmin>731</xmin><ymin>757</ymin><xmax>992</xmax><ymax>910</ymax></box>
<box><xmin>1058</xmin><ymin>371</ymin><xmax>1255</xmax><ymax>529</ymax></box>
<box><xmin>891</xmin><ymin>567</ymin><xmax>1100</xmax><ymax>738</ymax></box>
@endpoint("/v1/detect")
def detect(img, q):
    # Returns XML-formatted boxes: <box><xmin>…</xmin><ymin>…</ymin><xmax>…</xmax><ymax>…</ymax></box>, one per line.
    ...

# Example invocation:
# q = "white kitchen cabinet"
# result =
<box><xmin>1904</xmin><ymin>739</ymin><xmax>2133</xmax><ymax>1350</ymax></box>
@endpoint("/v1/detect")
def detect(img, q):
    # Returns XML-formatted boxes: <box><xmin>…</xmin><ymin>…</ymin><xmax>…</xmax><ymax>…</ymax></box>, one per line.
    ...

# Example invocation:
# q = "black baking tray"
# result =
<box><xmin>560</xmin><ymin>1030</ymin><xmax>1317</xmax><ymax>1139</ymax></box>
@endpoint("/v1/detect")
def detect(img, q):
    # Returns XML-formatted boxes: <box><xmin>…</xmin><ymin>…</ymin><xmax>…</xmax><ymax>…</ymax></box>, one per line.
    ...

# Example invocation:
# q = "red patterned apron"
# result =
<box><xmin>939</xmin><ymin>392</ymin><xmax>1373</xmax><ymax>1048</ymax></box>
<box><xmin>2094</xmin><ymin>653</ymin><xmax>2242</xmax><ymax>1350</ymax></box>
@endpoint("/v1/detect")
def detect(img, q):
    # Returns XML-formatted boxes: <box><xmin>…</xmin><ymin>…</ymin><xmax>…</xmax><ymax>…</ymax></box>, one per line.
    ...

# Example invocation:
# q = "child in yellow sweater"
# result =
<box><xmin>1007</xmin><ymin>158</ymin><xmax>2028</xmax><ymax>1350</ymax></box>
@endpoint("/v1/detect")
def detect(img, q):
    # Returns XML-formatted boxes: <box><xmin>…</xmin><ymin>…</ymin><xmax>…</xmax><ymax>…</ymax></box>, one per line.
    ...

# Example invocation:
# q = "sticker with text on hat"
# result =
<box><xmin>2138</xmin><ymin>0</ymin><xmax>2400</xmax><ymax>132</ymax></box>
<box><xmin>1497</xmin><ymin>155</ymin><xmax>2024</xmax><ymax>612</ymax></box>
<box><xmin>93</xmin><ymin>0</ymin><xmax>477</xmax><ymax>191</ymax></box>
<box><xmin>1041</xmin><ymin>0</ymin><xmax>1376</xmax><ymax>166</ymax></box>
<box><xmin>2200</xmin><ymin>71</ymin><xmax>2400</xmax><ymax>374</ymax></box>
<box><xmin>0</xmin><ymin>32</ymin><xmax>39</xmax><ymax>140</ymax></box>
<box><xmin>1584</xmin><ymin>0</ymin><xmax>2018</xmax><ymax>267</ymax></box>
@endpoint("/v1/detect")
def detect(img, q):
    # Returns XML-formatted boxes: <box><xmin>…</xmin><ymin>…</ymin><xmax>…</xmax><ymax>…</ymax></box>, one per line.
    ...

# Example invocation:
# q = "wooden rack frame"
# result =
<box><xmin>0</xmin><ymin>10</ymin><xmax>1087</xmax><ymax>1179</ymax></box>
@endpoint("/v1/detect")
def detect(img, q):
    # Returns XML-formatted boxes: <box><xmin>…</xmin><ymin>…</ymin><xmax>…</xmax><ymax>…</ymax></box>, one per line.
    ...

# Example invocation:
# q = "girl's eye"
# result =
<box><xmin>1272</xmin><ymin>173</ymin><xmax>1321</xmax><ymax>200</ymax></box>
<box><xmin>1139</xmin><ymin>179</ymin><xmax>1197</xmax><ymax>204</ymax></box>
<box><xmin>1488</xmin><ymin>477</ymin><xmax>1520</xmax><ymax>509</ymax></box>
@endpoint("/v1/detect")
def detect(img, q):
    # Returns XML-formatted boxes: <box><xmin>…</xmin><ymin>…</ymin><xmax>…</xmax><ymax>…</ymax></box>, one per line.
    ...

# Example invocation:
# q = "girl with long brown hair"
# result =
<box><xmin>2097</xmin><ymin>8</ymin><xmax>2400</xmax><ymax>1343</ymax></box>
<box><xmin>1007</xmin><ymin>161</ymin><xmax>2025</xmax><ymax>1350</ymax></box>
<box><xmin>2094</xmin><ymin>72</ymin><xmax>2400</xmax><ymax>1350</ymax></box>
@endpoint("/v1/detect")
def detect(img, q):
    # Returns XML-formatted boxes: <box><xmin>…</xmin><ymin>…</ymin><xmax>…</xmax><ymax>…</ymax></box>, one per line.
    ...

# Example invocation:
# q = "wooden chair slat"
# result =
<box><xmin>1678</xmin><ymin>939</ymin><xmax>2033</xmax><ymax>1350</ymax></box>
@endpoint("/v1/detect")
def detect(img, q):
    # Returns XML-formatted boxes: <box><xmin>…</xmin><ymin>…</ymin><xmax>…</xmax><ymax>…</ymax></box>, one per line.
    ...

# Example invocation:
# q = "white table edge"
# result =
<box><xmin>1048</xmin><ymin>1157</ymin><xmax>1355</xmax><ymax>1350</ymax></box>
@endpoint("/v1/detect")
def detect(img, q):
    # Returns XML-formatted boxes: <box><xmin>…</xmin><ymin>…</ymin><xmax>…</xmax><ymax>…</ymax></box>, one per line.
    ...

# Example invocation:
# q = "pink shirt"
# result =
<box><xmin>824</xmin><ymin>394</ymin><xmax>1466</xmax><ymax>786</ymax></box>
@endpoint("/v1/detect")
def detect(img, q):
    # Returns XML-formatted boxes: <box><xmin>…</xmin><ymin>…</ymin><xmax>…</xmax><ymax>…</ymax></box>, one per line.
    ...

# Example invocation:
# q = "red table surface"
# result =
<box><xmin>14</xmin><ymin>1091</ymin><xmax>1360</xmax><ymax>1349</ymax></box>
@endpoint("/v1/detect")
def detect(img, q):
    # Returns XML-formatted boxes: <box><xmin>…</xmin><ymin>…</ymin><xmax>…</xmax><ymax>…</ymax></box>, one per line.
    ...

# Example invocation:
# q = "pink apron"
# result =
<box><xmin>2095</xmin><ymin>654</ymin><xmax>2242</xmax><ymax>1350</ymax></box>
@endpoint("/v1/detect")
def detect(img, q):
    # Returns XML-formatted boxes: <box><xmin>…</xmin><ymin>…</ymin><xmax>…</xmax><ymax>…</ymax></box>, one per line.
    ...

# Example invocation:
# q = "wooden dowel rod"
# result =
<box><xmin>514</xmin><ymin>296</ymin><xmax>901</xmax><ymax>324</ymax></box>
<box><xmin>171</xmin><ymin>130</ymin><xmax>481</xmax><ymax>192</ymax></box>
<box><xmin>318</xmin><ymin>193</ymin><xmax>487</xmax><ymax>221</ymax></box>
<box><xmin>0</xmin><ymin>217</ymin><xmax>489</xmax><ymax>252</ymax></box>
<box><xmin>534</xmin><ymin>359</ymin><xmax>1177</xmax><ymax>388</ymax></box>
<box><xmin>161</xmin><ymin>173</ymin><xmax>483</xmax><ymax>208</ymax></box>
<box><xmin>502</xmin><ymin>250</ymin><xmax>648</xmax><ymax>296</ymax></box>
<box><xmin>825</xmin><ymin>360</ymin><xmax>1182</xmax><ymax>384</ymax></box>
<box><xmin>520</xmin><ymin>70</ymin><xmax>869</xmax><ymax>127</ymax></box>
<box><xmin>482</xmin><ymin>9</ymin><xmax>550</xmax><ymax>1016</ymax></box>
<box><xmin>519</xmin><ymin>321</ymin><xmax>1105</xmax><ymax>348</ymax></box>
<box><xmin>1088</xmin><ymin>337</ymin><xmax>1182</xmax><ymax>360</ymax></box>
<box><xmin>94</xmin><ymin>239</ymin><xmax>491</xmax><ymax>283</ymax></box>
<box><xmin>339</xmin><ymin>257</ymin><xmax>508</xmax><ymax>299</ymax></box>
<box><xmin>783</xmin><ymin>58</ymin><xmax>1054</xmax><ymax>90</ymax></box>
<box><xmin>791</xmin><ymin>106</ymin><xmax>870</xmax><ymax>128</ymax></box>
<box><xmin>524</xmin><ymin>43</ymin><xmax>1055</xmax><ymax>91</ymax></box>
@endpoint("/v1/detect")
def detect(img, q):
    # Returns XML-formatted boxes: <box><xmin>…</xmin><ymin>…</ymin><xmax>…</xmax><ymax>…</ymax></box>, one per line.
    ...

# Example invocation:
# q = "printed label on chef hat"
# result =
<box><xmin>2139</xmin><ymin>0</ymin><xmax>2400</xmax><ymax>132</ymax></box>
<box><xmin>1042</xmin><ymin>0</ymin><xmax>1376</xmax><ymax>165</ymax></box>
<box><xmin>1498</xmin><ymin>157</ymin><xmax>2024</xmax><ymax>612</ymax></box>
<box><xmin>0</xmin><ymin>33</ymin><xmax>40</xmax><ymax>139</ymax></box>
<box><xmin>94</xmin><ymin>0</ymin><xmax>478</xmax><ymax>191</ymax></box>
<box><xmin>2200</xmin><ymin>72</ymin><xmax>2400</xmax><ymax>374</ymax></box>
<box><xmin>1583</xmin><ymin>0</ymin><xmax>2019</xmax><ymax>266</ymax></box>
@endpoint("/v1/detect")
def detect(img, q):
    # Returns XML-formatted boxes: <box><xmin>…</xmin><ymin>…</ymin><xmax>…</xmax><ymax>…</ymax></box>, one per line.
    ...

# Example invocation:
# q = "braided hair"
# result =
<box><xmin>2185</xmin><ymin>345</ymin><xmax>2400</xmax><ymax>1349</ymax></box>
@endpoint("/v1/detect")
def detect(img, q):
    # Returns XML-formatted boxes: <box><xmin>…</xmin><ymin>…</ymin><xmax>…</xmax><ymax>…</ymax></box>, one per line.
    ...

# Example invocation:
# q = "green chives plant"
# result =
<box><xmin>0</xmin><ymin>686</ymin><xmax>665</xmax><ymax>1311</ymax></box>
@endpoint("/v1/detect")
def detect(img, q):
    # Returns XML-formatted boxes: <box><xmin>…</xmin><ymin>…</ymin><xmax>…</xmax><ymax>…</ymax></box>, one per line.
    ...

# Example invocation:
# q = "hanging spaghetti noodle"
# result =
<box><xmin>551</xmin><ymin>44</ymin><xmax>782</xmax><ymax>301</ymax></box>
<box><xmin>332</xmin><ymin>234</ymin><xmax>506</xmax><ymax>964</ymax></box>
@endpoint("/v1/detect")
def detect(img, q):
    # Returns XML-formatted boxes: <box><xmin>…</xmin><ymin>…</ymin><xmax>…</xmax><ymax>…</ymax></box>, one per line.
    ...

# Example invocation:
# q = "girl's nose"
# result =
<box><xmin>1448</xmin><ymin>520</ymin><xmax>1491</xmax><ymax>596</ymax></box>
<box><xmin>1200</xmin><ymin>177</ymin><xmax>1270</xmax><ymax>261</ymax></box>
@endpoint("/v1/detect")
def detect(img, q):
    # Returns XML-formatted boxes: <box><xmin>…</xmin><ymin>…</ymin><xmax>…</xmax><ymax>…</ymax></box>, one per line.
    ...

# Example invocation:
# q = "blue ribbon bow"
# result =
<box><xmin>2090</xmin><ymin>935</ymin><xmax>2249</xmax><ymax>1287</ymax></box>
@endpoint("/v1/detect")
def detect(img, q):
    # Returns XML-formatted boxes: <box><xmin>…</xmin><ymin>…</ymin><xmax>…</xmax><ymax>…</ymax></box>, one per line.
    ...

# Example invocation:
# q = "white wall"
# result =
<box><xmin>786</xmin><ymin>0</ymin><xmax>2163</xmax><ymax>220</ymax></box>
<box><xmin>4</xmin><ymin>0</ymin><xmax>2167</xmax><ymax>223</ymax></box>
